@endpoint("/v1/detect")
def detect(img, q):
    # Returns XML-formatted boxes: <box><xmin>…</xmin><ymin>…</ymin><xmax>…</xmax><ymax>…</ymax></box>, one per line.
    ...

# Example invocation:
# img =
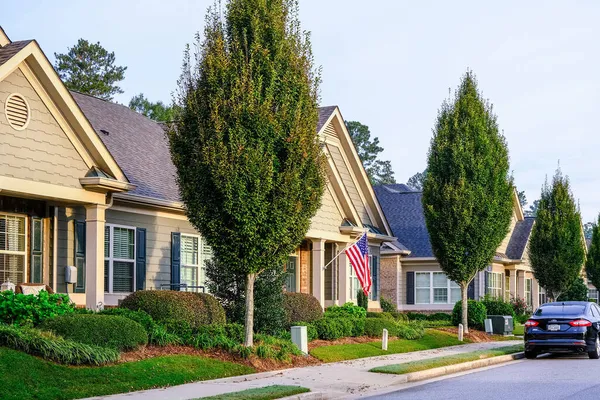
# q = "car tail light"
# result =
<box><xmin>569</xmin><ymin>319</ymin><xmax>592</xmax><ymax>327</ymax></box>
<box><xmin>525</xmin><ymin>320</ymin><xmax>539</xmax><ymax>327</ymax></box>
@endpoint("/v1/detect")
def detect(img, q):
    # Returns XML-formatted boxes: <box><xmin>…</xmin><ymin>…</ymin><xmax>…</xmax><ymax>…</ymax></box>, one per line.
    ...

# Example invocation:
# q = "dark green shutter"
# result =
<box><xmin>74</xmin><ymin>221</ymin><xmax>86</xmax><ymax>293</ymax></box>
<box><xmin>30</xmin><ymin>217</ymin><xmax>43</xmax><ymax>283</ymax></box>
<box><xmin>484</xmin><ymin>272</ymin><xmax>489</xmax><ymax>297</ymax></box>
<box><xmin>406</xmin><ymin>271</ymin><xmax>415</xmax><ymax>305</ymax></box>
<box><xmin>171</xmin><ymin>232</ymin><xmax>181</xmax><ymax>290</ymax></box>
<box><xmin>372</xmin><ymin>256</ymin><xmax>379</xmax><ymax>301</ymax></box>
<box><xmin>468</xmin><ymin>279</ymin><xmax>475</xmax><ymax>300</ymax></box>
<box><xmin>135</xmin><ymin>228</ymin><xmax>146</xmax><ymax>291</ymax></box>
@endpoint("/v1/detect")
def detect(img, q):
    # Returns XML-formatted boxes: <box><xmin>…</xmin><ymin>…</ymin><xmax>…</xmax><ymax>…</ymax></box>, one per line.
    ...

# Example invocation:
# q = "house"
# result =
<box><xmin>374</xmin><ymin>183</ymin><xmax>542</xmax><ymax>312</ymax></box>
<box><xmin>0</xmin><ymin>28</ymin><xmax>394</xmax><ymax>310</ymax></box>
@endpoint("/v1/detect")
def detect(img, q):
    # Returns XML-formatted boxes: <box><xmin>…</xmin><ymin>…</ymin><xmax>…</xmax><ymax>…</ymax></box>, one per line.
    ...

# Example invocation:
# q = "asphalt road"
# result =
<box><xmin>366</xmin><ymin>354</ymin><xmax>600</xmax><ymax>400</ymax></box>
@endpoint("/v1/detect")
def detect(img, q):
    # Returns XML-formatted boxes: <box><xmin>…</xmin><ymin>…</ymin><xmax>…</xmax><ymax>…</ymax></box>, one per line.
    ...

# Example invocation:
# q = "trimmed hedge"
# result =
<box><xmin>480</xmin><ymin>296</ymin><xmax>515</xmax><ymax>318</ymax></box>
<box><xmin>121</xmin><ymin>290</ymin><xmax>226</xmax><ymax>329</ymax></box>
<box><xmin>282</xmin><ymin>293</ymin><xmax>323</xmax><ymax>325</ymax></box>
<box><xmin>99</xmin><ymin>308</ymin><xmax>154</xmax><ymax>331</ymax></box>
<box><xmin>325</xmin><ymin>303</ymin><xmax>367</xmax><ymax>319</ymax></box>
<box><xmin>314</xmin><ymin>317</ymin><xmax>355</xmax><ymax>340</ymax></box>
<box><xmin>0</xmin><ymin>290</ymin><xmax>74</xmax><ymax>327</ymax></box>
<box><xmin>397</xmin><ymin>322</ymin><xmax>425</xmax><ymax>340</ymax></box>
<box><xmin>364</xmin><ymin>317</ymin><xmax>398</xmax><ymax>337</ymax></box>
<box><xmin>41</xmin><ymin>314</ymin><xmax>148</xmax><ymax>351</ymax></box>
<box><xmin>427</xmin><ymin>312</ymin><xmax>452</xmax><ymax>321</ymax></box>
<box><xmin>0</xmin><ymin>324</ymin><xmax>119</xmax><ymax>365</ymax></box>
<box><xmin>452</xmin><ymin>300</ymin><xmax>487</xmax><ymax>330</ymax></box>
<box><xmin>406</xmin><ymin>312</ymin><xmax>429</xmax><ymax>321</ymax></box>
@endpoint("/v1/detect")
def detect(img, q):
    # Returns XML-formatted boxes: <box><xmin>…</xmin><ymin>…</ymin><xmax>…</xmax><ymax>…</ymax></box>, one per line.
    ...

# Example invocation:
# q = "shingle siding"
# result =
<box><xmin>310</xmin><ymin>186</ymin><xmax>343</xmax><ymax>233</ymax></box>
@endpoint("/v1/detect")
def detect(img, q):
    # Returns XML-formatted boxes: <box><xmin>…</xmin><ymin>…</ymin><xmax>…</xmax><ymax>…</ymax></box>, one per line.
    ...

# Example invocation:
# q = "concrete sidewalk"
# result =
<box><xmin>87</xmin><ymin>340</ymin><xmax>521</xmax><ymax>400</ymax></box>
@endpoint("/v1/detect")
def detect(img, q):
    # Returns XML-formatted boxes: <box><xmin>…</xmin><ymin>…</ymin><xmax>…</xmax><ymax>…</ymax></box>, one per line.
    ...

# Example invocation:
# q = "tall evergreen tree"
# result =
<box><xmin>168</xmin><ymin>0</ymin><xmax>326</xmax><ymax>346</ymax></box>
<box><xmin>585</xmin><ymin>216</ymin><xmax>600</xmax><ymax>291</ymax></box>
<box><xmin>423</xmin><ymin>71</ymin><xmax>513</xmax><ymax>333</ymax></box>
<box><xmin>54</xmin><ymin>39</ymin><xmax>126</xmax><ymax>100</ymax></box>
<box><xmin>529</xmin><ymin>169</ymin><xmax>585</xmax><ymax>301</ymax></box>
<box><xmin>345</xmin><ymin>121</ymin><xmax>396</xmax><ymax>185</ymax></box>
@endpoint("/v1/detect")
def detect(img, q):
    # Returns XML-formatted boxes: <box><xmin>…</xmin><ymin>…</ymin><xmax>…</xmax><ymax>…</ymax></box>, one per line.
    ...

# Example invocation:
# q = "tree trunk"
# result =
<box><xmin>244</xmin><ymin>272</ymin><xmax>256</xmax><ymax>347</ymax></box>
<box><xmin>461</xmin><ymin>283</ymin><xmax>469</xmax><ymax>334</ymax></box>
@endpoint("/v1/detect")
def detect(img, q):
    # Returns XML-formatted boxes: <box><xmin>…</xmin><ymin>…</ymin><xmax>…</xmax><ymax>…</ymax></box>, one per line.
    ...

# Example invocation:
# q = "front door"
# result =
<box><xmin>285</xmin><ymin>256</ymin><xmax>297</xmax><ymax>292</ymax></box>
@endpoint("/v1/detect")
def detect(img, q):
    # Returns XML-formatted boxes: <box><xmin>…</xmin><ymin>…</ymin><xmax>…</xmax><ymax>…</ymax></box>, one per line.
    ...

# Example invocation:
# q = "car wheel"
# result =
<box><xmin>525</xmin><ymin>350</ymin><xmax>537</xmax><ymax>359</ymax></box>
<box><xmin>589</xmin><ymin>336</ymin><xmax>600</xmax><ymax>359</ymax></box>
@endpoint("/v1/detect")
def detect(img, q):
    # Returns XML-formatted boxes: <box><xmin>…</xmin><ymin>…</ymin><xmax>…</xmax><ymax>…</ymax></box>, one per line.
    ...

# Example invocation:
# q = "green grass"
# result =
<box><xmin>0</xmin><ymin>347</ymin><xmax>254</xmax><ymax>400</ymax></box>
<box><xmin>310</xmin><ymin>330</ymin><xmax>466</xmax><ymax>363</ymax></box>
<box><xmin>513</xmin><ymin>324</ymin><xmax>524</xmax><ymax>336</ymax></box>
<box><xmin>370</xmin><ymin>344</ymin><xmax>524</xmax><ymax>375</ymax></box>
<box><xmin>198</xmin><ymin>385</ymin><xmax>310</xmax><ymax>400</ymax></box>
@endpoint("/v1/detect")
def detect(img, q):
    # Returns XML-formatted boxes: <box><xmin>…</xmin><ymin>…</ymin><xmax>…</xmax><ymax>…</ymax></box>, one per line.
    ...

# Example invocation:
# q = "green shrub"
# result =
<box><xmin>510</xmin><ymin>297</ymin><xmax>528</xmax><ymax>316</ymax></box>
<box><xmin>357</xmin><ymin>290</ymin><xmax>368</xmax><ymax>310</ymax></box>
<box><xmin>197</xmin><ymin>323</ymin><xmax>245</xmax><ymax>343</ymax></box>
<box><xmin>406</xmin><ymin>312</ymin><xmax>429</xmax><ymax>321</ymax></box>
<box><xmin>364</xmin><ymin>317</ymin><xmax>399</xmax><ymax>337</ymax></box>
<box><xmin>397</xmin><ymin>321</ymin><xmax>425</xmax><ymax>340</ymax></box>
<box><xmin>325</xmin><ymin>302</ymin><xmax>367</xmax><ymax>319</ymax></box>
<box><xmin>41</xmin><ymin>314</ymin><xmax>148</xmax><ymax>351</ymax></box>
<box><xmin>452</xmin><ymin>300</ymin><xmax>487</xmax><ymax>330</ymax></box>
<box><xmin>480</xmin><ymin>295</ymin><xmax>515</xmax><ymax>317</ymax></box>
<box><xmin>516</xmin><ymin>314</ymin><xmax>529</xmax><ymax>324</ymax></box>
<box><xmin>0</xmin><ymin>324</ymin><xmax>119</xmax><ymax>365</ymax></box>
<box><xmin>291</xmin><ymin>322</ymin><xmax>318</xmax><ymax>341</ymax></box>
<box><xmin>366</xmin><ymin>312</ymin><xmax>394</xmax><ymax>320</ymax></box>
<box><xmin>0</xmin><ymin>290</ymin><xmax>74</xmax><ymax>327</ymax></box>
<box><xmin>149</xmin><ymin>324</ymin><xmax>182</xmax><ymax>346</ymax></box>
<box><xmin>282</xmin><ymin>293</ymin><xmax>323</xmax><ymax>325</ymax></box>
<box><xmin>99</xmin><ymin>308</ymin><xmax>155</xmax><ymax>331</ymax></box>
<box><xmin>390</xmin><ymin>312</ymin><xmax>409</xmax><ymax>322</ymax></box>
<box><xmin>120</xmin><ymin>290</ymin><xmax>226</xmax><ymax>329</ymax></box>
<box><xmin>422</xmin><ymin>320</ymin><xmax>453</xmax><ymax>328</ymax></box>
<box><xmin>351</xmin><ymin>316</ymin><xmax>366</xmax><ymax>337</ymax></box>
<box><xmin>380</xmin><ymin>296</ymin><xmax>396</xmax><ymax>312</ymax></box>
<box><xmin>314</xmin><ymin>318</ymin><xmax>344</xmax><ymax>340</ymax></box>
<box><xmin>427</xmin><ymin>312</ymin><xmax>452</xmax><ymax>321</ymax></box>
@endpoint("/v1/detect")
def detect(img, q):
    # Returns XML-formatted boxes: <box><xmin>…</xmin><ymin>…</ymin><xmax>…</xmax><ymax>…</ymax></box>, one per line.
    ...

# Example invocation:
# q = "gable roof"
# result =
<box><xmin>505</xmin><ymin>217</ymin><xmax>535</xmax><ymax>259</ymax></box>
<box><xmin>317</xmin><ymin>106</ymin><xmax>337</xmax><ymax>132</ymax></box>
<box><xmin>0</xmin><ymin>41</ymin><xmax>31</xmax><ymax>67</ymax></box>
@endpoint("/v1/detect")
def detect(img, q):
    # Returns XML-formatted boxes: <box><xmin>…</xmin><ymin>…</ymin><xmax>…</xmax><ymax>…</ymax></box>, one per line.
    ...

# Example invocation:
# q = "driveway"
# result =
<box><xmin>366</xmin><ymin>353</ymin><xmax>600</xmax><ymax>400</ymax></box>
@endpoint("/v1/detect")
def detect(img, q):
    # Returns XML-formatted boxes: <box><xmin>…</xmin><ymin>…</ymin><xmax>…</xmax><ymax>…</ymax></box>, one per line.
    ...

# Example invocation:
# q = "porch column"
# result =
<box><xmin>85</xmin><ymin>204</ymin><xmax>107</xmax><ymax>310</ymax></box>
<box><xmin>517</xmin><ymin>270</ymin><xmax>526</xmax><ymax>300</ymax></box>
<box><xmin>532</xmin><ymin>274</ymin><xmax>539</xmax><ymax>309</ymax></box>
<box><xmin>510</xmin><ymin>270</ymin><xmax>518</xmax><ymax>300</ymax></box>
<box><xmin>338</xmin><ymin>250</ymin><xmax>350</xmax><ymax>304</ymax></box>
<box><xmin>311</xmin><ymin>239</ymin><xmax>326</xmax><ymax>307</ymax></box>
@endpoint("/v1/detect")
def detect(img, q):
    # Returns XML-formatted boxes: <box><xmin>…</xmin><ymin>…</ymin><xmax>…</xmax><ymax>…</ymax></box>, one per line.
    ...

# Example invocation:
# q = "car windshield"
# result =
<box><xmin>534</xmin><ymin>305</ymin><xmax>586</xmax><ymax>316</ymax></box>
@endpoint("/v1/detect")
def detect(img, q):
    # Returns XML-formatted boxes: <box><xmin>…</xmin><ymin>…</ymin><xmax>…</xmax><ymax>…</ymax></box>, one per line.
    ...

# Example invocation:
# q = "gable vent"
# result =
<box><xmin>5</xmin><ymin>94</ymin><xmax>30</xmax><ymax>130</ymax></box>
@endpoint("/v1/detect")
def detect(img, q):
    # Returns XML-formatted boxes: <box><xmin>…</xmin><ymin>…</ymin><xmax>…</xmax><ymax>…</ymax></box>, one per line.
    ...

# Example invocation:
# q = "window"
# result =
<box><xmin>486</xmin><ymin>272</ymin><xmax>503</xmax><ymax>298</ymax></box>
<box><xmin>525</xmin><ymin>278</ymin><xmax>533</xmax><ymax>308</ymax></box>
<box><xmin>349</xmin><ymin>261</ymin><xmax>360</xmax><ymax>300</ymax></box>
<box><xmin>589</xmin><ymin>288</ymin><xmax>598</xmax><ymax>303</ymax></box>
<box><xmin>368</xmin><ymin>255</ymin><xmax>379</xmax><ymax>301</ymax></box>
<box><xmin>104</xmin><ymin>224</ymin><xmax>135</xmax><ymax>293</ymax></box>
<box><xmin>0</xmin><ymin>214</ymin><xmax>27</xmax><ymax>285</ymax></box>
<box><xmin>415</xmin><ymin>272</ymin><xmax>460</xmax><ymax>304</ymax></box>
<box><xmin>539</xmin><ymin>285</ymin><xmax>547</xmax><ymax>305</ymax></box>
<box><xmin>505</xmin><ymin>275</ymin><xmax>510</xmax><ymax>302</ymax></box>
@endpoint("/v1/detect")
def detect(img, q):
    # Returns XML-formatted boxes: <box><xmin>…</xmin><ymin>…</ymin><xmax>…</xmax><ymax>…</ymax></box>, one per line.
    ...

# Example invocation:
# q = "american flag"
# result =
<box><xmin>345</xmin><ymin>233</ymin><xmax>371</xmax><ymax>295</ymax></box>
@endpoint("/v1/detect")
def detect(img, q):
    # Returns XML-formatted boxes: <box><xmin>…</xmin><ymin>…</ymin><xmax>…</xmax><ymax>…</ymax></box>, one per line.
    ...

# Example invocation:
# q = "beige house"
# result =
<box><xmin>375</xmin><ymin>184</ymin><xmax>542</xmax><ymax>312</ymax></box>
<box><xmin>0</xmin><ymin>28</ymin><xmax>393</xmax><ymax>310</ymax></box>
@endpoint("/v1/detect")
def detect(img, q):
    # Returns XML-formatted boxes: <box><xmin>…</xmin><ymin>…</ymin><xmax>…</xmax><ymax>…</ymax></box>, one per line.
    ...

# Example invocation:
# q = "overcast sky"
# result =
<box><xmin>3</xmin><ymin>1</ymin><xmax>599</xmax><ymax>220</ymax></box>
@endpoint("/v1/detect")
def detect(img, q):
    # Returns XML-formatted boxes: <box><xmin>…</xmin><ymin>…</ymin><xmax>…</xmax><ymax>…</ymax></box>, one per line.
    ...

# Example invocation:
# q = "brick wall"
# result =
<box><xmin>380</xmin><ymin>255</ymin><xmax>400</xmax><ymax>307</ymax></box>
<box><xmin>299</xmin><ymin>240</ymin><xmax>311</xmax><ymax>294</ymax></box>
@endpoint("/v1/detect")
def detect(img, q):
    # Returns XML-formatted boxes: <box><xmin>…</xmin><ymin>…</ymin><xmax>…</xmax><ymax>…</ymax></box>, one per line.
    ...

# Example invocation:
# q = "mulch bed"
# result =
<box><xmin>120</xmin><ymin>345</ymin><xmax>321</xmax><ymax>372</ymax></box>
<box><xmin>432</xmin><ymin>327</ymin><xmax>506</xmax><ymax>342</ymax></box>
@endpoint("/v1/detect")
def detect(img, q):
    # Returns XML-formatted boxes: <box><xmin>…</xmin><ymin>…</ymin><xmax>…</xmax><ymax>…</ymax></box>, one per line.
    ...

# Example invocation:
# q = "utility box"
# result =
<box><xmin>291</xmin><ymin>326</ymin><xmax>308</xmax><ymax>355</ymax></box>
<box><xmin>65</xmin><ymin>266</ymin><xmax>77</xmax><ymax>284</ymax></box>
<box><xmin>488</xmin><ymin>315</ymin><xmax>514</xmax><ymax>335</ymax></box>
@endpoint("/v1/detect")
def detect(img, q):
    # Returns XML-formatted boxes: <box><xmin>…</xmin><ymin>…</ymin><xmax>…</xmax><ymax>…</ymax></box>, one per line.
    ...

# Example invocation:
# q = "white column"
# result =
<box><xmin>532</xmin><ymin>274</ymin><xmax>539</xmax><ymax>309</ymax></box>
<box><xmin>517</xmin><ymin>270</ymin><xmax>526</xmax><ymax>300</ymax></box>
<box><xmin>510</xmin><ymin>270</ymin><xmax>517</xmax><ymax>300</ymax></box>
<box><xmin>338</xmin><ymin>250</ymin><xmax>350</xmax><ymax>304</ymax></box>
<box><xmin>85</xmin><ymin>204</ymin><xmax>107</xmax><ymax>310</ymax></box>
<box><xmin>311</xmin><ymin>239</ymin><xmax>326</xmax><ymax>307</ymax></box>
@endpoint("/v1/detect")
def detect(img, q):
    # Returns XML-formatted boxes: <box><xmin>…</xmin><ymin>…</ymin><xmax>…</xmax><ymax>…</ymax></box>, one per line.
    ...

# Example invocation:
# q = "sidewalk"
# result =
<box><xmin>87</xmin><ymin>340</ymin><xmax>521</xmax><ymax>400</ymax></box>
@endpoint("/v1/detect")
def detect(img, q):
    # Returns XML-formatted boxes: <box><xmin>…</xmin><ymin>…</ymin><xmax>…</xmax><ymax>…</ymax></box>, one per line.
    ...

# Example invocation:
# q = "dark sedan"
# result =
<box><xmin>524</xmin><ymin>301</ymin><xmax>600</xmax><ymax>359</ymax></box>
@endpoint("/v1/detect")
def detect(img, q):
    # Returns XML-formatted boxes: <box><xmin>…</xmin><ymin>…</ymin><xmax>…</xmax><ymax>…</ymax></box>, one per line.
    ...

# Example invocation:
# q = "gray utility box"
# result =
<box><xmin>487</xmin><ymin>315</ymin><xmax>514</xmax><ymax>335</ymax></box>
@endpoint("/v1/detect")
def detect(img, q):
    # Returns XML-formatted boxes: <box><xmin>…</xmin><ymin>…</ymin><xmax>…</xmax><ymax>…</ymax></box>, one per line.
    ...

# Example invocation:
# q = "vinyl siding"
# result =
<box><xmin>310</xmin><ymin>186</ymin><xmax>344</xmax><ymax>233</ymax></box>
<box><xmin>497</xmin><ymin>211</ymin><xmax>518</xmax><ymax>255</ymax></box>
<box><xmin>0</xmin><ymin>69</ymin><xmax>88</xmax><ymax>188</ymax></box>
<box><xmin>56</xmin><ymin>206</ymin><xmax>85</xmax><ymax>293</ymax></box>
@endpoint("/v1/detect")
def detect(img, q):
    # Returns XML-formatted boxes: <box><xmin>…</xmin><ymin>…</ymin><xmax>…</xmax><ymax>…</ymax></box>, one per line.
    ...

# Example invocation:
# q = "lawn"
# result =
<box><xmin>513</xmin><ymin>324</ymin><xmax>524</xmax><ymax>335</ymax></box>
<box><xmin>369</xmin><ymin>344</ymin><xmax>523</xmax><ymax>375</ymax></box>
<box><xmin>0</xmin><ymin>347</ymin><xmax>254</xmax><ymax>400</ymax></box>
<box><xmin>310</xmin><ymin>330</ymin><xmax>466</xmax><ymax>363</ymax></box>
<box><xmin>198</xmin><ymin>385</ymin><xmax>310</xmax><ymax>400</ymax></box>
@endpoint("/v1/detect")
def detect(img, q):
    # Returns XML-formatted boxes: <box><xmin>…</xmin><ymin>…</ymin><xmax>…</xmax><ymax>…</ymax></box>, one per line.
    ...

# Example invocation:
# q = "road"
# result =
<box><xmin>366</xmin><ymin>354</ymin><xmax>600</xmax><ymax>400</ymax></box>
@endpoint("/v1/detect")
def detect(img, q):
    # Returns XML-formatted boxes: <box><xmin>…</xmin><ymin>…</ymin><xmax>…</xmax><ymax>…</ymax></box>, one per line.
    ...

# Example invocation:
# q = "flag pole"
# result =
<box><xmin>321</xmin><ymin>231</ymin><xmax>368</xmax><ymax>271</ymax></box>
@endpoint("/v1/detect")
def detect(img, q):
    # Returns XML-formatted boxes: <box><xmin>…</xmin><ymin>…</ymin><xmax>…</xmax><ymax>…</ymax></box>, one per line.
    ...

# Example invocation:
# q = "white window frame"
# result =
<box><xmin>104</xmin><ymin>223</ymin><xmax>136</xmax><ymax>294</ymax></box>
<box><xmin>539</xmin><ymin>284</ymin><xmax>547</xmax><ymax>305</ymax></box>
<box><xmin>589</xmin><ymin>288</ymin><xmax>598</xmax><ymax>303</ymax></box>
<box><xmin>504</xmin><ymin>274</ymin><xmax>511</xmax><ymax>302</ymax></box>
<box><xmin>180</xmin><ymin>233</ymin><xmax>200</xmax><ymax>292</ymax></box>
<box><xmin>525</xmin><ymin>278</ymin><xmax>533</xmax><ymax>308</ymax></box>
<box><xmin>349</xmin><ymin>262</ymin><xmax>359</xmax><ymax>300</ymax></box>
<box><xmin>415</xmin><ymin>271</ymin><xmax>460</xmax><ymax>304</ymax></box>
<box><xmin>0</xmin><ymin>213</ymin><xmax>28</xmax><ymax>284</ymax></box>
<box><xmin>486</xmin><ymin>272</ymin><xmax>503</xmax><ymax>299</ymax></box>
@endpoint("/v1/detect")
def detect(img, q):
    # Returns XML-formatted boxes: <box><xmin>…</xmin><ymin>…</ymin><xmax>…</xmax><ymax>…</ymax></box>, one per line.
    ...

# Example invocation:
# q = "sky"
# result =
<box><xmin>2</xmin><ymin>1</ymin><xmax>600</xmax><ymax>221</ymax></box>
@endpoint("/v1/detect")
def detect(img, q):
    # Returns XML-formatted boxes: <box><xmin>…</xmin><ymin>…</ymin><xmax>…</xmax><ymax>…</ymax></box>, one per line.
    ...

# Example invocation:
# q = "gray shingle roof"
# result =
<box><xmin>374</xmin><ymin>185</ymin><xmax>433</xmax><ymax>257</ymax></box>
<box><xmin>0</xmin><ymin>40</ymin><xmax>31</xmax><ymax>67</ymax></box>
<box><xmin>317</xmin><ymin>106</ymin><xmax>337</xmax><ymax>132</ymax></box>
<box><xmin>505</xmin><ymin>217</ymin><xmax>535</xmax><ymax>259</ymax></box>
<box><xmin>72</xmin><ymin>91</ymin><xmax>181</xmax><ymax>202</ymax></box>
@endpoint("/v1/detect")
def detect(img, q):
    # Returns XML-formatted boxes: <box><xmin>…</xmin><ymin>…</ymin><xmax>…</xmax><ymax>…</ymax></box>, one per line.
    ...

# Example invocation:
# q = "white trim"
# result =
<box><xmin>4</xmin><ymin>92</ymin><xmax>31</xmax><ymax>131</ymax></box>
<box><xmin>180</xmin><ymin>233</ymin><xmax>201</xmax><ymax>292</ymax></box>
<box><xmin>414</xmin><ymin>271</ymin><xmax>460</xmax><ymax>305</ymax></box>
<box><xmin>0</xmin><ymin>212</ymin><xmax>28</xmax><ymax>284</ymax></box>
<box><xmin>104</xmin><ymin>223</ymin><xmax>136</xmax><ymax>294</ymax></box>
<box><xmin>109</xmin><ymin>204</ymin><xmax>189</xmax><ymax>221</ymax></box>
<box><xmin>52</xmin><ymin>206</ymin><xmax>58</xmax><ymax>290</ymax></box>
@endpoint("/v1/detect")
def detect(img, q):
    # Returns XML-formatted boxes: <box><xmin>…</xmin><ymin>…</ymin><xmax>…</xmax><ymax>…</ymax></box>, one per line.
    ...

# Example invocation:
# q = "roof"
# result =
<box><xmin>71</xmin><ymin>91</ymin><xmax>180</xmax><ymax>202</ymax></box>
<box><xmin>0</xmin><ymin>40</ymin><xmax>31</xmax><ymax>67</ymax></box>
<box><xmin>505</xmin><ymin>217</ymin><xmax>535</xmax><ymax>259</ymax></box>
<box><xmin>374</xmin><ymin>185</ymin><xmax>432</xmax><ymax>257</ymax></box>
<box><xmin>317</xmin><ymin>106</ymin><xmax>337</xmax><ymax>132</ymax></box>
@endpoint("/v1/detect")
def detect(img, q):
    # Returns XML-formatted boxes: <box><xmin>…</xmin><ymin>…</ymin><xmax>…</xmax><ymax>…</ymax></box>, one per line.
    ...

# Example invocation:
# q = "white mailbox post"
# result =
<box><xmin>291</xmin><ymin>326</ymin><xmax>308</xmax><ymax>355</ymax></box>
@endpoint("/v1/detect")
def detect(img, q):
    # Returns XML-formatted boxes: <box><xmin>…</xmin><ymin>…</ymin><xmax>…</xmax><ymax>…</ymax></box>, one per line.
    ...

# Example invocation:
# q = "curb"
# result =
<box><xmin>388</xmin><ymin>352</ymin><xmax>524</xmax><ymax>384</ymax></box>
<box><xmin>280</xmin><ymin>392</ymin><xmax>331</xmax><ymax>400</ymax></box>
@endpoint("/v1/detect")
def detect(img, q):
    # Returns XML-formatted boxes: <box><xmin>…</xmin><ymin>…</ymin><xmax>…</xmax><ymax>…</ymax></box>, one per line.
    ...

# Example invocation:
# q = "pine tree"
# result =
<box><xmin>586</xmin><ymin>216</ymin><xmax>600</xmax><ymax>291</ymax></box>
<box><xmin>423</xmin><ymin>71</ymin><xmax>514</xmax><ymax>333</ymax></box>
<box><xmin>529</xmin><ymin>169</ymin><xmax>585</xmax><ymax>301</ymax></box>
<box><xmin>168</xmin><ymin>0</ymin><xmax>326</xmax><ymax>346</ymax></box>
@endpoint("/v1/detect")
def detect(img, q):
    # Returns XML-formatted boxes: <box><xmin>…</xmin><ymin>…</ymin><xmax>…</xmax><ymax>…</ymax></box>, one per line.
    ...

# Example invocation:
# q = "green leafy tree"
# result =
<box><xmin>129</xmin><ymin>93</ymin><xmax>175</xmax><ymax>122</ymax></box>
<box><xmin>529</xmin><ymin>169</ymin><xmax>585</xmax><ymax>301</ymax></box>
<box><xmin>586</xmin><ymin>216</ymin><xmax>600</xmax><ymax>290</ymax></box>
<box><xmin>168</xmin><ymin>0</ymin><xmax>326</xmax><ymax>346</ymax></box>
<box><xmin>525</xmin><ymin>199</ymin><xmax>540</xmax><ymax>217</ymax></box>
<box><xmin>407</xmin><ymin>169</ymin><xmax>427</xmax><ymax>190</ymax></box>
<box><xmin>518</xmin><ymin>190</ymin><xmax>527</xmax><ymax>209</ymax></box>
<box><xmin>54</xmin><ymin>39</ymin><xmax>126</xmax><ymax>100</ymax></box>
<box><xmin>557</xmin><ymin>276</ymin><xmax>588</xmax><ymax>302</ymax></box>
<box><xmin>422</xmin><ymin>71</ymin><xmax>513</xmax><ymax>334</ymax></box>
<box><xmin>345</xmin><ymin>121</ymin><xmax>396</xmax><ymax>185</ymax></box>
